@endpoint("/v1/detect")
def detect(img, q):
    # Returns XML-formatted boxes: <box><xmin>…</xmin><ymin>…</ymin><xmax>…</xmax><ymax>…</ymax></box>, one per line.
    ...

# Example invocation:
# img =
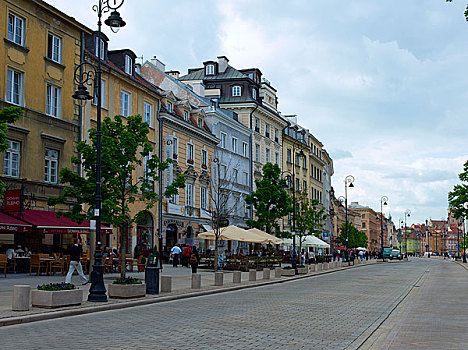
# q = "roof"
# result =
<box><xmin>180</xmin><ymin>65</ymin><xmax>247</xmax><ymax>81</ymax></box>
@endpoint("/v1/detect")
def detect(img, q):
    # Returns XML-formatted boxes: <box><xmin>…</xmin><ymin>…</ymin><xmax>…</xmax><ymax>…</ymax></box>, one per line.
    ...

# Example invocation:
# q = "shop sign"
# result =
<box><xmin>4</xmin><ymin>190</ymin><xmax>22</xmax><ymax>212</ymax></box>
<box><xmin>0</xmin><ymin>224</ymin><xmax>30</xmax><ymax>233</ymax></box>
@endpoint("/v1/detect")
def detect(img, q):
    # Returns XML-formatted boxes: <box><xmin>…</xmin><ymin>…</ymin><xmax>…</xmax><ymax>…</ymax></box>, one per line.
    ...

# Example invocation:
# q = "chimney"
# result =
<box><xmin>151</xmin><ymin>55</ymin><xmax>166</xmax><ymax>72</ymax></box>
<box><xmin>217</xmin><ymin>56</ymin><xmax>229</xmax><ymax>74</ymax></box>
<box><xmin>167</xmin><ymin>70</ymin><xmax>180</xmax><ymax>79</ymax></box>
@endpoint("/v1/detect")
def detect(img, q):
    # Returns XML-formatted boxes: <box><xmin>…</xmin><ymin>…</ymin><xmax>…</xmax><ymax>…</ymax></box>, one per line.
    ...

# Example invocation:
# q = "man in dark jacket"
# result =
<box><xmin>65</xmin><ymin>238</ymin><xmax>89</xmax><ymax>285</ymax></box>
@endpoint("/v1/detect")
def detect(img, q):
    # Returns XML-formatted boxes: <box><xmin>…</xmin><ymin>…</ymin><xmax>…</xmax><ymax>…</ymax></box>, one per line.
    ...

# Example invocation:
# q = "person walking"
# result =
<box><xmin>65</xmin><ymin>239</ymin><xmax>88</xmax><ymax>285</ymax></box>
<box><xmin>190</xmin><ymin>246</ymin><xmax>200</xmax><ymax>274</ymax></box>
<box><xmin>171</xmin><ymin>244</ymin><xmax>181</xmax><ymax>267</ymax></box>
<box><xmin>183</xmin><ymin>244</ymin><xmax>192</xmax><ymax>268</ymax></box>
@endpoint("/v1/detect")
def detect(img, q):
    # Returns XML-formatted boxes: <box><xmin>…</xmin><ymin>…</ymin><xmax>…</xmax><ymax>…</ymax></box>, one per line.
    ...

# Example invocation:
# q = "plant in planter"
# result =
<box><xmin>108</xmin><ymin>277</ymin><xmax>145</xmax><ymax>298</ymax></box>
<box><xmin>296</xmin><ymin>265</ymin><xmax>308</xmax><ymax>274</ymax></box>
<box><xmin>281</xmin><ymin>267</ymin><xmax>296</xmax><ymax>276</ymax></box>
<box><xmin>32</xmin><ymin>283</ymin><xmax>83</xmax><ymax>308</ymax></box>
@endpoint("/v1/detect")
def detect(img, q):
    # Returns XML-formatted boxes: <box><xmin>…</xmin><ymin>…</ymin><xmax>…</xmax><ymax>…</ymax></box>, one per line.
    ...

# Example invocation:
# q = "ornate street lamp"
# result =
<box><xmin>72</xmin><ymin>0</ymin><xmax>126</xmax><ymax>303</ymax></box>
<box><xmin>380</xmin><ymin>196</ymin><xmax>388</xmax><ymax>260</ymax></box>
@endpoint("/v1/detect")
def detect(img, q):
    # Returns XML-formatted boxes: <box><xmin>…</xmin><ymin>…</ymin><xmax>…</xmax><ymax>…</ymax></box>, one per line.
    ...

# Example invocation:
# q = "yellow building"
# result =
<box><xmin>0</xmin><ymin>0</ymin><xmax>91</xmax><ymax>251</ymax></box>
<box><xmin>81</xmin><ymin>32</ymin><xmax>162</xmax><ymax>254</ymax></box>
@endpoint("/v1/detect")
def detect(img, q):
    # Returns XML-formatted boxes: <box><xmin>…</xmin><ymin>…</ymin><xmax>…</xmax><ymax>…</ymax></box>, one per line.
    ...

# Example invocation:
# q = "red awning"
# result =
<box><xmin>9</xmin><ymin>210</ymin><xmax>112</xmax><ymax>235</ymax></box>
<box><xmin>0</xmin><ymin>212</ymin><xmax>32</xmax><ymax>233</ymax></box>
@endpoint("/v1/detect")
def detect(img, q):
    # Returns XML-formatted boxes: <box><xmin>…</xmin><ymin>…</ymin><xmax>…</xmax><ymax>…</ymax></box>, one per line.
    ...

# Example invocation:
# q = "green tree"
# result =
<box><xmin>446</xmin><ymin>0</ymin><xmax>468</xmax><ymax>21</ymax></box>
<box><xmin>0</xmin><ymin>106</ymin><xmax>23</xmax><ymax>192</ymax></box>
<box><xmin>448</xmin><ymin>159</ymin><xmax>468</xmax><ymax>219</ymax></box>
<box><xmin>338</xmin><ymin>223</ymin><xmax>368</xmax><ymax>249</ymax></box>
<box><xmin>48</xmin><ymin>114</ymin><xmax>185</xmax><ymax>277</ymax></box>
<box><xmin>295</xmin><ymin>192</ymin><xmax>326</xmax><ymax>255</ymax></box>
<box><xmin>245</xmin><ymin>163</ymin><xmax>292</xmax><ymax>234</ymax></box>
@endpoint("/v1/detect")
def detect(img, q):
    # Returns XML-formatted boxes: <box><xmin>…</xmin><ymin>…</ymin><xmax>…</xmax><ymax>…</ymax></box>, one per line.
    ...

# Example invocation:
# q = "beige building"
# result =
<box><xmin>348</xmin><ymin>202</ymin><xmax>379</xmax><ymax>251</ymax></box>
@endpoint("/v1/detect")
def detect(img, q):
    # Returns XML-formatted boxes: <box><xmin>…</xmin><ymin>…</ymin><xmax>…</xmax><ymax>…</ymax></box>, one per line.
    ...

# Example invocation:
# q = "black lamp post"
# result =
<box><xmin>337</xmin><ymin>175</ymin><xmax>354</xmax><ymax>266</ymax></box>
<box><xmin>282</xmin><ymin>146</ymin><xmax>306</xmax><ymax>275</ymax></box>
<box><xmin>380</xmin><ymin>196</ymin><xmax>388</xmax><ymax>260</ymax></box>
<box><xmin>463</xmin><ymin>202</ymin><xmax>468</xmax><ymax>263</ymax></box>
<box><xmin>72</xmin><ymin>0</ymin><xmax>125</xmax><ymax>302</ymax></box>
<box><xmin>404</xmin><ymin>210</ymin><xmax>411</xmax><ymax>258</ymax></box>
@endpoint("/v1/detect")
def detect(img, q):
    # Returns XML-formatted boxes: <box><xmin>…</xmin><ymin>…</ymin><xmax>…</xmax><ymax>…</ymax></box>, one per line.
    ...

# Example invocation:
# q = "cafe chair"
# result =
<box><xmin>29</xmin><ymin>254</ymin><xmax>49</xmax><ymax>276</ymax></box>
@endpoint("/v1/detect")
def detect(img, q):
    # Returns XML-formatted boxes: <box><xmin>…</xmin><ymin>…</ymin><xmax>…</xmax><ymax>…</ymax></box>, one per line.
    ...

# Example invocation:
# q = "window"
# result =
<box><xmin>295</xmin><ymin>178</ymin><xmax>299</xmax><ymax>191</ymax></box>
<box><xmin>143</xmin><ymin>152</ymin><xmax>153</xmax><ymax>186</ymax></box>
<box><xmin>220</xmin><ymin>164</ymin><xmax>227</xmax><ymax>179</ymax></box>
<box><xmin>231</xmin><ymin>168</ymin><xmax>238</xmax><ymax>183</ymax></box>
<box><xmin>46</xmin><ymin>84</ymin><xmax>61</xmax><ymax>118</ymax></box>
<box><xmin>169</xmin><ymin>190</ymin><xmax>179</xmax><ymax>204</ymax></box>
<box><xmin>44</xmin><ymin>149</ymin><xmax>58</xmax><ymax>183</ymax></box>
<box><xmin>6</xmin><ymin>68</ymin><xmax>23</xmax><ymax>105</ymax></box>
<box><xmin>95</xmin><ymin>37</ymin><xmax>105</xmax><ymax>59</ymax></box>
<box><xmin>47</xmin><ymin>33</ymin><xmax>62</xmax><ymax>63</ymax></box>
<box><xmin>233</xmin><ymin>196</ymin><xmax>239</xmax><ymax>216</ymax></box>
<box><xmin>201</xmin><ymin>149</ymin><xmax>207</xmax><ymax>169</ymax></box>
<box><xmin>93</xmin><ymin>79</ymin><xmax>106</xmax><ymax>108</ymax></box>
<box><xmin>303</xmin><ymin>156</ymin><xmax>307</xmax><ymax>168</ymax></box>
<box><xmin>295</xmin><ymin>153</ymin><xmax>300</xmax><ymax>166</ymax></box>
<box><xmin>265</xmin><ymin>124</ymin><xmax>270</xmax><ymax>138</ymax></box>
<box><xmin>186</xmin><ymin>143</ymin><xmax>194</xmax><ymax>165</ymax></box>
<box><xmin>200</xmin><ymin>186</ymin><xmax>208</xmax><ymax>210</ymax></box>
<box><xmin>362</xmin><ymin>222</ymin><xmax>366</xmax><ymax>229</ymax></box>
<box><xmin>254</xmin><ymin>118</ymin><xmax>260</xmax><ymax>133</ymax></box>
<box><xmin>362</xmin><ymin>214</ymin><xmax>366</xmax><ymax>219</ymax></box>
<box><xmin>120</xmin><ymin>91</ymin><xmax>131</xmax><ymax>117</ymax></box>
<box><xmin>252</xmin><ymin>88</ymin><xmax>256</xmax><ymax>100</ymax></box>
<box><xmin>206</xmin><ymin>64</ymin><xmax>214</xmax><ymax>75</ymax></box>
<box><xmin>184</xmin><ymin>111</ymin><xmax>189</xmax><ymax>121</ymax></box>
<box><xmin>265</xmin><ymin>148</ymin><xmax>270</xmax><ymax>163</ymax></box>
<box><xmin>198</xmin><ymin>119</ymin><xmax>203</xmax><ymax>128</ymax></box>
<box><xmin>242</xmin><ymin>142</ymin><xmax>248</xmax><ymax>157</ymax></box>
<box><xmin>255</xmin><ymin>144</ymin><xmax>260</xmax><ymax>162</ymax></box>
<box><xmin>4</xmin><ymin>140</ymin><xmax>20</xmax><ymax>177</ymax></box>
<box><xmin>172</xmin><ymin>137</ymin><xmax>179</xmax><ymax>160</ymax></box>
<box><xmin>274</xmin><ymin>128</ymin><xmax>279</xmax><ymax>142</ymax></box>
<box><xmin>243</xmin><ymin>171</ymin><xmax>249</xmax><ymax>186</ymax></box>
<box><xmin>8</xmin><ymin>13</ymin><xmax>25</xmax><ymax>46</ymax></box>
<box><xmin>275</xmin><ymin>152</ymin><xmax>279</xmax><ymax>165</ymax></box>
<box><xmin>167</xmin><ymin>101</ymin><xmax>173</xmax><ymax>113</ymax></box>
<box><xmin>232</xmin><ymin>85</ymin><xmax>241</xmax><ymax>97</ymax></box>
<box><xmin>287</xmin><ymin>149</ymin><xmax>292</xmax><ymax>163</ymax></box>
<box><xmin>124</xmin><ymin>55</ymin><xmax>133</xmax><ymax>75</ymax></box>
<box><xmin>185</xmin><ymin>183</ymin><xmax>194</xmax><ymax>207</ymax></box>
<box><xmin>144</xmin><ymin>102</ymin><xmax>153</xmax><ymax>126</ymax></box>
<box><xmin>220</xmin><ymin>132</ymin><xmax>227</xmax><ymax>148</ymax></box>
<box><xmin>303</xmin><ymin>180</ymin><xmax>307</xmax><ymax>191</ymax></box>
<box><xmin>232</xmin><ymin>137</ymin><xmax>238</xmax><ymax>153</ymax></box>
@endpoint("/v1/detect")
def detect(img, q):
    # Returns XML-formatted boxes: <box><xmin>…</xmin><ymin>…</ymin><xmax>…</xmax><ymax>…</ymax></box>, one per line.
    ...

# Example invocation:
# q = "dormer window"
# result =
<box><xmin>198</xmin><ymin>119</ymin><xmax>203</xmax><ymax>128</ymax></box>
<box><xmin>232</xmin><ymin>85</ymin><xmax>241</xmax><ymax>97</ymax></box>
<box><xmin>252</xmin><ymin>88</ymin><xmax>256</xmax><ymax>100</ymax></box>
<box><xmin>95</xmin><ymin>37</ymin><xmax>105</xmax><ymax>59</ymax></box>
<box><xmin>167</xmin><ymin>101</ymin><xmax>173</xmax><ymax>113</ymax></box>
<box><xmin>206</xmin><ymin>64</ymin><xmax>214</xmax><ymax>75</ymax></box>
<box><xmin>125</xmin><ymin>55</ymin><xmax>133</xmax><ymax>75</ymax></box>
<box><xmin>184</xmin><ymin>111</ymin><xmax>189</xmax><ymax>121</ymax></box>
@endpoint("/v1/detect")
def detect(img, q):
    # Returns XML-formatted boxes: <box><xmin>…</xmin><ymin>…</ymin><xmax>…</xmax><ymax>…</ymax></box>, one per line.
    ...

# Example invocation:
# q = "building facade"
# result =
<box><xmin>348</xmin><ymin>202</ymin><xmax>379</xmax><ymax>252</ymax></box>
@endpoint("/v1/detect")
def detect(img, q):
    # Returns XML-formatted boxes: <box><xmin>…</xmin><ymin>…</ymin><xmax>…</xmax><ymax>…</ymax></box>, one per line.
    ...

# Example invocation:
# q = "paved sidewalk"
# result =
<box><xmin>0</xmin><ymin>260</ymin><xmax>378</xmax><ymax>325</ymax></box>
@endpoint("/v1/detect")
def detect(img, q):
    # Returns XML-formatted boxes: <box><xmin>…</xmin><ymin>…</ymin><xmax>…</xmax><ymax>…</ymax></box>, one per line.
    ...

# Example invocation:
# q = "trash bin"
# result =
<box><xmin>145</xmin><ymin>265</ymin><xmax>160</xmax><ymax>294</ymax></box>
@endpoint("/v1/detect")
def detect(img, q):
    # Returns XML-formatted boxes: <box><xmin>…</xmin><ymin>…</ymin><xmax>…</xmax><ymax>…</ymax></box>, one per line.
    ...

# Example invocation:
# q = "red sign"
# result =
<box><xmin>4</xmin><ymin>190</ymin><xmax>22</xmax><ymax>212</ymax></box>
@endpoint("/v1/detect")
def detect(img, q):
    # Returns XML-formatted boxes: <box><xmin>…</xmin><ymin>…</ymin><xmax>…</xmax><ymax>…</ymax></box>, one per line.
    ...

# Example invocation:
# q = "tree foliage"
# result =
<box><xmin>48</xmin><ymin>114</ymin><xmax>185</xmax><ymax>277</ymax></box>
<box><xmin>338</xmin><ymin>223</ymin><xmax>368</xmax><ymax>249</ymax></box>
<box><xmin>0</xmin><ymin>106</ymin><xmax>23</xmax><ymax>192</ymax></box>
<box><xmin>245</xmin><ymin>163</ymin><xmax>291</xmax><ymax>234</ymax></box>
<box><xmin>448</xmin><ymin>159</ymin><xmax>468</xmax><ymax>219</ymax></box>
<box><xmin>294</xmin><ymin>192</ymin><xmax>326</xmax><ymax>253</ymax></box>
<box><xmin>446</xmin><ymin>0</ymin><xmax>468</xmax><ymax>21</ymax></box>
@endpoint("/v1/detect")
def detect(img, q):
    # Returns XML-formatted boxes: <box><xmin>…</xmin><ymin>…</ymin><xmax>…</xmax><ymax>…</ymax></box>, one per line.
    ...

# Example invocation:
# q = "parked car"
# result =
<box><xmin>383</xmin><ymin>247</ymin><xmax>393</xmax><ymax>259</ymax></box>
<box><xmin>390</xmin><ymin>249</ymin><xmax>403</xmax><ymax>260</ymax></box>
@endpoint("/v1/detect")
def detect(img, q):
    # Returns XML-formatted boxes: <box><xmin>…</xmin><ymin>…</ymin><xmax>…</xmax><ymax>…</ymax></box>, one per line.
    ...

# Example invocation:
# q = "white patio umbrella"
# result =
<box><xmin>283</xmin><ymin>235</ymin><xmax>330</xmax><ymax>248</ymax></box>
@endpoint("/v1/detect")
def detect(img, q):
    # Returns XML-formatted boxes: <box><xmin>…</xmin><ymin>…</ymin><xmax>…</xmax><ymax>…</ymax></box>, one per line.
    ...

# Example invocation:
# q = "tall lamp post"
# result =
<box><xmin>72</xmin><ymin>0</ymin><xmax>126</xmax><ymax>302</ymax></box>
<box><xmin>380</xmin><ymin>196</ymin><xmax>388</xmax><ymax>260</ymax></box>
<box><xmin>463</xmin><ymin>202</ymin><xmax>468</xmax><ymax>263</ymax></box>
<box><xmin>337</xmin><ymin>175</ymin><xmax>354</xmax><ymax>265</ymax></box>
<box><xmin>282</xmin><ymin>146</ymin><xmax>306</xmax><ymax>275</ymax></box>
<box><xmin>404</xmin><ymin>209</ymin><xmax>411</xmax><ymax>258</ymax></box>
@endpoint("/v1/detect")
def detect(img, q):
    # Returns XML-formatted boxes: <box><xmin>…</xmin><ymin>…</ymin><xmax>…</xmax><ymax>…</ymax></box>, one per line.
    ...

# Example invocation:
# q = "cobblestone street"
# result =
<box><xmin>1</xmin><ymin>259</ymin><xmax>462</xmax><ymax>349</ymax></box>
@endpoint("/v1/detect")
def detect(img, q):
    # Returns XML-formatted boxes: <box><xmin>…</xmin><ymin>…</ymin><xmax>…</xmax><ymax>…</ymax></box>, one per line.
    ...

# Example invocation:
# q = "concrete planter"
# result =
<box><xmin>281</xmin><ymin>268</ymin><xmax>296</xmax><ymax>276</ymax></box>
<box><xmin>31</xmin><ymin>289</ymin><xmax>83</xmax><ymax>308</ymax></box>
<box><xmin>297</xmin><ymin>267</ymin><xmax>308</xmax><ymax>274</ymax></box>
<box><xmin>108</xmin><ymin>283</ymin><xmax>146</xmax><ymax>298</ymax></box>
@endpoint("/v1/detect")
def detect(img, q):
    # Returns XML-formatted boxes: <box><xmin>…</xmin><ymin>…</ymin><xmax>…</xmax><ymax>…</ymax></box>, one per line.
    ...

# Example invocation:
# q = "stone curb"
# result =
<box><xmin>455</xmin><ymin>261</ymin><xmax>468</xmax><ymax>270</ymax></box>
<box><xmin>0</xmin><ymin>261</ymin><xmax>379</xmax><ymax>327</ymax></box>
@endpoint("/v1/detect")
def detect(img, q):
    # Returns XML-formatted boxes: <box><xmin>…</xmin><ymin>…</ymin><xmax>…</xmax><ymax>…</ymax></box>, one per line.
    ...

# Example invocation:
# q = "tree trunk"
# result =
<box><xmin>214</xmin><ymin>236</ymin><xmax>218</xmax><ymax>272</ymax></box>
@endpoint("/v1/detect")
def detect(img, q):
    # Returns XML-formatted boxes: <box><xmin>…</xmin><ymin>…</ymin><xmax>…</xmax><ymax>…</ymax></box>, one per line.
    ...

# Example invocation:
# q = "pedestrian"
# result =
<box><xmin>183</xmin><ymin>244</ymin><xmax>192</xmax><ymax>267</ymax></box>
<box><xmin>190</xmin><ymin>246</ymin><xmax>200</xmax><ymax>273</ymax></box>
<box><xmin>171</xmin><ymin>244</ymin><xmax>181</xmax><ymax>267</ymax></box>
<box><xmin>65</xmin><ymin>238</ymin><xmax>89</xmax><ymax>285</ymax></box>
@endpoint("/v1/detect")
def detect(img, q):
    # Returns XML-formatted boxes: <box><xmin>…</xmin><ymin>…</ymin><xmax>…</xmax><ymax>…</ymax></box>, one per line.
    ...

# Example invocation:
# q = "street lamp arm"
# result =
<box><xmin>93</xmin><ymin>0</ymin><xmax>125</xmax><ymax>14</ymax></box>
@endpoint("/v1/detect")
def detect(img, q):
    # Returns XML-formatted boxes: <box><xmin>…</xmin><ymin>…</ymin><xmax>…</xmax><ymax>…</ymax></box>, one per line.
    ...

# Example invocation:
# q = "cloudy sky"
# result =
<box><xmin>47</xmin><ymin>0</ymin><xmax>468</xmax><ymax>225</ymax></box>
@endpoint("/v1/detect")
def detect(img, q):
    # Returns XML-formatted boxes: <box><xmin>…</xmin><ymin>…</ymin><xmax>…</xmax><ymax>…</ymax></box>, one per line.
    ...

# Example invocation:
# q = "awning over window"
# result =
<box><xmin>0</xmin><ymin>212</ymin><xmax>32</xmax><ymax>233</ymax></box>
<box><xmin>9</xmin><ymin>210</ymin><xmax>112</xmax><ymax>235</ymax></box>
